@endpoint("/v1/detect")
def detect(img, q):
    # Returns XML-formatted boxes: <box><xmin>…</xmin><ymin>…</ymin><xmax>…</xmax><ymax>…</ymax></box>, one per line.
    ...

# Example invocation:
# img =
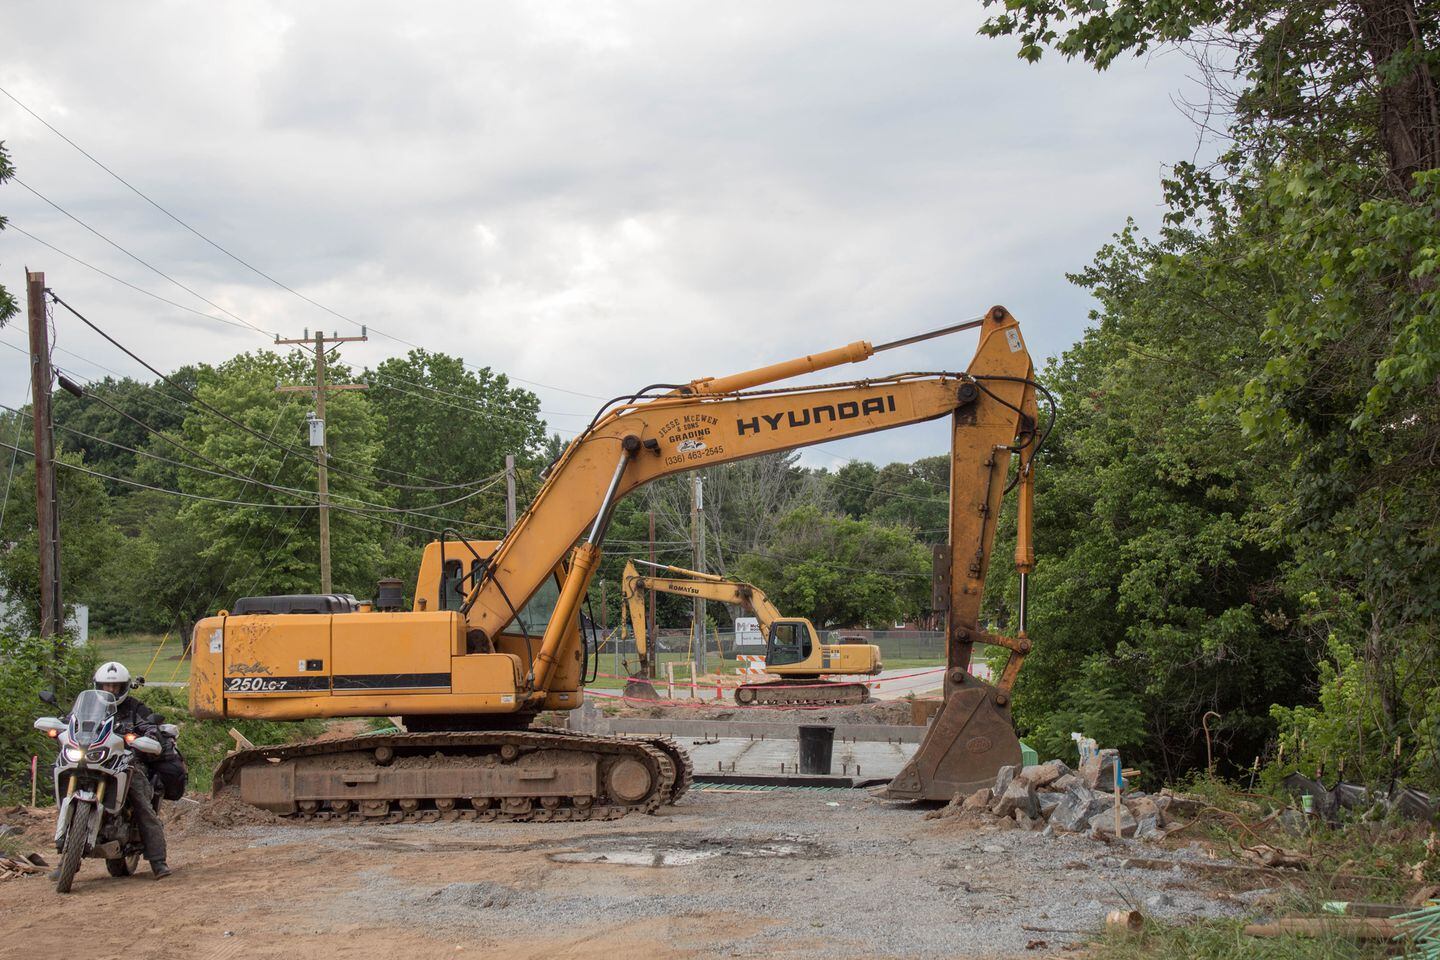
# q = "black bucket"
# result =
<box><xmin>798</xmin><ymin>724</ymin><xmax>835</xmax><ymax>775</ymax></box>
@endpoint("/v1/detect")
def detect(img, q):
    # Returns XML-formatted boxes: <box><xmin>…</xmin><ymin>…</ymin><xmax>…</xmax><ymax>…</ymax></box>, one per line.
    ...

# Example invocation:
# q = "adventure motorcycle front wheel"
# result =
<box><xmin>55</xmin><ymin>803</ymin><xmax>93</xmax><ymax>894</ymax></box>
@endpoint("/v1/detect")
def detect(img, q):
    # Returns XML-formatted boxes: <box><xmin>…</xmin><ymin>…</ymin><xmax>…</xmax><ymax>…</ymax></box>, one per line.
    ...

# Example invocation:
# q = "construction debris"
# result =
<box><xmin>1</xmin><ymin>855</ymin><xmax>45</xmax><ymax>879</ymax></box>
<box><xmin>1243</xmin><ymin>917</ymin><xmax>1404</xmax><ymax>939</ymax></box>
<box><xmin>1282</xmin><ymin>773</ymin><xmax>1439</xmax><ymax>823</ymax></box>
<box><xmin>927</xmin><ymin>759</ymin><xmax>1194</xmax><ymax>842</ymax></box>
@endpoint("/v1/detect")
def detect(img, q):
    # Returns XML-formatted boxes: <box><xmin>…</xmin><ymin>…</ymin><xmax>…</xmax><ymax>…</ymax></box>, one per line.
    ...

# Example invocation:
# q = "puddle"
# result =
<box><xmin>551</xmin><ymin>848</ymin><xmax>722</xmax><ymax>866</ymax></box>
<box><xmin>548</xmin><ymin>835</ymin><xmax>822</xmax><ymax>868</ymax></box>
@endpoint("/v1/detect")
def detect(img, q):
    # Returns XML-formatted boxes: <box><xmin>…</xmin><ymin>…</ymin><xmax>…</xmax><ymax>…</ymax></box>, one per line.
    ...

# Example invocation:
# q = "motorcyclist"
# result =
<box><xmin>91</xmin><ymin>661</ymin><xmax>172</xmax><ymax>879</ymax></box>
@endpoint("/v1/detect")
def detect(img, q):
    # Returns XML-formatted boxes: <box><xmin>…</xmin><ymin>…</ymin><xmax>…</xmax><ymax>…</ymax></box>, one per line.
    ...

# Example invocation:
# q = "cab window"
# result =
<box><xmin>766</xmin><ymin>621</ymin><xmax>811</xmax><ymax>667</ymax></box>
<box><xmin>512</xmin><ymin>577</ymin><xmax>561</xmax><ymax>637</ymax></box>
<box><xmin>440</xmin><ymin>559</ymin><xmax>466</xmax><ymax>611</ymax></box>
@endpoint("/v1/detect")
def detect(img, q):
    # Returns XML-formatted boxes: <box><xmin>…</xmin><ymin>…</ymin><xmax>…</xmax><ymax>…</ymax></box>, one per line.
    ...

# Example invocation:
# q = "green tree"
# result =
<box><xmin>738</xmin><ymin>504</ymin><xmax>930</xmax><ymax>628</ymax></box>
<box><xmin>979</xmin><ymin>0</ymin><xmax>1440</xmax><ymax>783</ymax></box>
<box><xmin>51</xmin><ymin>370</ymin><xmax>200</xmax><ymax>493</ymax></box>
<box><xmin>0</xmin><ymin>448</ymin><xmax>123</xmax><ymax>635</ymax></box>
<box><xmin>365</xmin><ymin>350</ymin><xmax>546</xmax><ymax>542</ymax></box>
<box><xmin>0</xmin><ymin>141</ymin><xmax>17</xmax><ymax>326</ymax></box>
<box><xmin>987</xmin><ymin>224</ymin><xmax>1313</xmax><ymax>776</ymax></box>
<box><xmin>173</xmin><ymin>351</ymin><xmax>386</xmax><ymax>610</ymax></box>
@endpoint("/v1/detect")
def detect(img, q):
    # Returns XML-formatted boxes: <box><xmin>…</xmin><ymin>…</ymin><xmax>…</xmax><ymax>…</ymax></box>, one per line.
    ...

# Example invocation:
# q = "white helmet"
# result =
<box><xmin>94</xmin><ymin>661</ymin><xmax>132</xmax><ymax>704</ymax></box>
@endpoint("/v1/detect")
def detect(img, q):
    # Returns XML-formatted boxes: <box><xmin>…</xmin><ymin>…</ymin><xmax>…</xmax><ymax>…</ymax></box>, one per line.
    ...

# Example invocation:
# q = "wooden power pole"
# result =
<box><xmin>276</xmin><ymin>329</ymin><xmax>367</xmax><ymax>594</ymax></box>
<box><xmin>26</xmin><ymin>270</ymin><xmax>63</xmax><ymax>644</ymax></box>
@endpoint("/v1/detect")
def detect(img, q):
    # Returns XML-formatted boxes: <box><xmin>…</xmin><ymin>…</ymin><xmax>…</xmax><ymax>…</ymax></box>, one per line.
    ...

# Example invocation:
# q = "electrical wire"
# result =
<box><xmin>0</xmin><ymin>381</ymin><xmax>31</xmax><ymax>532</ymax></box>
<box><xmin>2</xmin><ymin>397</ymin><xmax>510</xmax><ymax>519</ymax></box>
<box><xmin>6</xmin><ymin>222</ymin><xmax>258</xmax><ymax>335</ymax></box>
<box><xmin>0</xmin><ymin>438</ymin><xmax>491</xmax><ymax>538</ymax></box>
<box><xmin>46</xmin><ymin>291</ymin><xmax>506</xmax><ymax>492</ymax></box>
<box><xmin>3</xmin><ymin>325</ymin><xmax>508</xmax><ymax>492</ymax></box>
<box><xmin>0</xmin><ymin>83</ymin><xmax>607</xmax><ymax>402</ymax></box>
<box><xmin>13</xmin><ymin>178</ymin><xmax>277</xmax><ymax>337</ymax></box>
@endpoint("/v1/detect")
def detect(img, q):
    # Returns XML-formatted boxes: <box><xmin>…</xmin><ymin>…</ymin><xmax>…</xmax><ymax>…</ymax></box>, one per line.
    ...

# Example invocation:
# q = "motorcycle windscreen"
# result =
<box><xmin>68</xmin><ymin>689</ymin><xmax>117</xmax><ymax>748</ymax></box>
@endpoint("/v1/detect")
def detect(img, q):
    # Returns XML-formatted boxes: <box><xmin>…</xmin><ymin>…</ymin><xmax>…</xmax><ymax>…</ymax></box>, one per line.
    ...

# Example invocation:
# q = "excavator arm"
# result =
<box><xmin>462</xmin><ymin>306</ymin><xmax>1035</xmax><ymax>656</ymax></box>
<box><xmin>457</xmin><ymin>305</ymin><xmax>1039</xmax><ymax>799</ymax></box>
<box><xmin>620</xmin><ymin>559</ymin><xmax>785</xmax><ymax>660</ymax></box>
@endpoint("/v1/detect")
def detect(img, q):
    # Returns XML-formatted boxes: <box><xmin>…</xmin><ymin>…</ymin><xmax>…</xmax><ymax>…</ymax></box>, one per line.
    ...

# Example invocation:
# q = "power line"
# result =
<box><xmin>0</xmin><ymin>381</ymin><xmax>31</xmax><ymax>532</ymax></box>
<box><xmin>4</xmin><ymin>326</ymin><xmax>510</xmax><ymax>492</ymax></box>
<box><xmin>45</xmin><ymin>291</ymin><xmax>511</xmax><ymax>493</ymax></box>
<box><xmin>0</xmin><ymin>437</ymin><xmax>488</xmax><ymax>538</ymax></box>
<box><xmin>8</xmin><ymin>220</ymin><xmax>599</xmax><ymax>427</ymax></box>
<box><xmin>821</xmin><ymin>472</ymin><xmax>948</xmax><ymax>504</ymax></box>
<box><xmin>0</xmin><ymin>83</ymin><xmax>607</xmax><ymax>402</ymax></box>
<box><xmin>12</xmin><ymin>178</ymin><xmax>277</xmax><ymax>337</ymax></box>
<box><xmin>6</xmin><ymin>221</ymin><xmax>255</xmax><ymax>334</ymax></box>
<box><xmin>6</xmin><ymin>394</ymin><xmax>510</xmax><ymax>520</ymax></box>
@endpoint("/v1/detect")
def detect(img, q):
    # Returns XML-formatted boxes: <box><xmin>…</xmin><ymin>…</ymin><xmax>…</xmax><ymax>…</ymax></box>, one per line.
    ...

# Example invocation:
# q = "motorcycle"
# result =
<box><xmin>35</xmin><ymin>688</ymin><xmax>165</xmax><ymax>893</ymax></box>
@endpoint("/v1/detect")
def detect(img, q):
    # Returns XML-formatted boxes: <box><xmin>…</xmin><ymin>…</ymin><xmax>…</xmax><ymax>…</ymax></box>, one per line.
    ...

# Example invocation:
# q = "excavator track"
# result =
<box><xmin>533</xmin><ymin>727</ymin><xmax>693</xmax><ymax>805</ymax></box>
<box><xmin>734</xmin><ymin>680</ymin><xmax>872</xmax><ymax>707</ymax></box>
<box><xmin>213</xmin><ymin>729</ymin><xmax>681</xmax><ymax>824</ymax></box>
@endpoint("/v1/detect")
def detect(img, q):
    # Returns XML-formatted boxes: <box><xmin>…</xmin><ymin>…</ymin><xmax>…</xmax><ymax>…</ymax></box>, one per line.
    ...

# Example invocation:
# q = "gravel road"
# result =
<box><xmin>2</xmin><ymin>787</ymin><xmax>1258</xmax><ymax>959</ymax></box>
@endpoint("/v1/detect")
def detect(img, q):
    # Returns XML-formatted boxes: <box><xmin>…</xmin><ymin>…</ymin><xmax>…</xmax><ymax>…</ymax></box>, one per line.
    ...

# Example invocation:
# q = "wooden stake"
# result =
<box><xmin>1114</xmin><ymin>752</ymin><xmax>1123</xmax><ymax>837</ymax></box>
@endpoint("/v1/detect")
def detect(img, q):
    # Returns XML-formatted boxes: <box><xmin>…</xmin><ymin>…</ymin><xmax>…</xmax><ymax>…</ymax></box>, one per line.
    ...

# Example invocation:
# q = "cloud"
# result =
<box><xmin>0</xmin><ymin>0</ymin><xmax>1207</xmax><ymax>469</ymax></box>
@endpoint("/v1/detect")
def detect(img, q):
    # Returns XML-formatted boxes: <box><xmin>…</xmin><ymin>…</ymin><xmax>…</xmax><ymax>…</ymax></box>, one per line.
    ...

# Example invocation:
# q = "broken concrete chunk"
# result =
<box><xmin>1018</xmin><ymin>759</ymin><xmax>1071</xmax><ymax>789</ymax></box>
<box><xmin>962</xmin><ymin>787</ymin><xmax>993</xmax><ymax>811</ymax></box>
<box><xmin>1050</xmin><ymin>774</ymin><xmax>1081</xmax><ymax>792</ymax></box>
<box><xmin>1037</xmin><ymin>792</ymin><xmax>1063</xmax><ymax>817</ymax></box>
<box><xmin>991</xmin><ymin>780</ymin><xmax>1039</xmax><ymax>819</ymax></box>
<box><xmin>992</xmin><ymin>764</ymin><xmax>1018</xmax><ymax>796</ymax></box>
<box><xmin>1134</xmin><ymin>814</ymin><xmax>1160</xmax><ymax>839</ymax></box>
<box><xmin>1088</xmin><ymin>802</ymin><xmax>1137</xmax><ymax>839</ymax></box>
<box><xmin>1158</xmin><ymin>789</ymin><xmax>1203</xmax><ymax>818</ymax></box>
<box><xmin>1050</xmin><ymin>786</ymin><xmax>1111</xmax><ymax>833</ymax></box>
<box><xmin>1124</xmin><ymin>795</ymin><xmax>1167</xmax><ymax>826</ymax></box>
<box><xmin>1079</xmin><ymin>749</ymin><xmax>1120</xmax><ymax>790</ymax></box>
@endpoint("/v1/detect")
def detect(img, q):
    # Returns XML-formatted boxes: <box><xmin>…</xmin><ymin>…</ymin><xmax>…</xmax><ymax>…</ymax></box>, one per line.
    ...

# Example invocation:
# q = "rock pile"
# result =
<box><xmin>926</xmin><ymin>750</ymin><xmax>1199</xmax><ymax>841</ymax></box>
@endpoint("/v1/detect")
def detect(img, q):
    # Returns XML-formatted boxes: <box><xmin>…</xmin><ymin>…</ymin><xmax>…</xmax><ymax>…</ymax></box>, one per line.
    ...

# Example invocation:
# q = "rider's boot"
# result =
<box><xmin>149</xmin><ymin>860</ymin><xmax>172</xmax><ymax>879</ymax></box>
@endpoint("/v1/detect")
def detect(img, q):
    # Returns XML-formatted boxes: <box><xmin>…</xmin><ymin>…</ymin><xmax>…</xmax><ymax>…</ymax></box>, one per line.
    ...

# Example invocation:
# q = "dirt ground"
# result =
<box><xmin>0</xmin><ymin>785</ymin><xmax>1263</xmax><ymax>960</ymax></box>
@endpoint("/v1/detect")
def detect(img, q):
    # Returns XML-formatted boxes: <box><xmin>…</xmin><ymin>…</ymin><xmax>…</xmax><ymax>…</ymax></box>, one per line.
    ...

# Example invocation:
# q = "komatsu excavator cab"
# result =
<box><xmin>765</xmin><ymin>621</ymin><xmax>810</xmax><ymax>666</ymax></box>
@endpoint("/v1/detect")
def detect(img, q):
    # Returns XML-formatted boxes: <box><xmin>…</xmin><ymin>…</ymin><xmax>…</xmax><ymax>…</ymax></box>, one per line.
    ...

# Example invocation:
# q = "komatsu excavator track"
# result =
<box><xmin>214</xmin><ymin>729</ymin><xmax>690</xmax><ymax>824</ymax></box>
<box><xmin>734</xmin><ymin>680</ymin><xmax>871</xmax><ymax>707</ymax></box>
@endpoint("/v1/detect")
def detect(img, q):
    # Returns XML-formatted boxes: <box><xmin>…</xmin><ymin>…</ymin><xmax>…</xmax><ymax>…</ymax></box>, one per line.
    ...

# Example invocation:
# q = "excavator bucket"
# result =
<box><xmin>880</xmin><ymin>674</ymin><xmax>1022</xmax><ymax>801</ymax></box>
<box><xmin>623</xmin><ymin>675</ymin><xmax>661</xmax><ymax>700</ymax></box>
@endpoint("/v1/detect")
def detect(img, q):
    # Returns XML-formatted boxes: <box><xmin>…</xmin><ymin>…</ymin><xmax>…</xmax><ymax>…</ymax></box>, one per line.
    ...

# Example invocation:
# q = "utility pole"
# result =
<box><xmin>647</xmin><ymin>510</ymin><xmax>657</xmax><ymax>678</ymax></box>
<box><xmin>691</xmin><ymin>473</ymin><xmax>706</xmax><ymax>674</ymax></box>
<box><xmin>26</xmin><ymin>270</ymin><xmax>63</xmax><ymax>647</ymax></box>
<box><xmin>276</xmin><ymin>328</ymin><xmax>367</xmax><ymax>594</ymax></box>
<box><xmin>505</xmin><ymin>454</ymin><xmax>517</xmax><ymax>531</ymax></box>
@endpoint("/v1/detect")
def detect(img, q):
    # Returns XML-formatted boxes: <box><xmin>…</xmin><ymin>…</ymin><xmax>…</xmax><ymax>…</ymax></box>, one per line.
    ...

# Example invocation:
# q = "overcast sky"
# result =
<box><xmin>0</xmin><ymin>1</ymin><xmax>1205</xmax><ymax>470</ymax></box>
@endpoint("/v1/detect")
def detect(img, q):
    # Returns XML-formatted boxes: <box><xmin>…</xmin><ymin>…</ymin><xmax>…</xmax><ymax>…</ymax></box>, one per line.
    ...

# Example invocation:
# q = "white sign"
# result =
<box><xmin>734</xmin><ymin>617</ymin><xmax>763</xmax><ymax>647</ymax></box>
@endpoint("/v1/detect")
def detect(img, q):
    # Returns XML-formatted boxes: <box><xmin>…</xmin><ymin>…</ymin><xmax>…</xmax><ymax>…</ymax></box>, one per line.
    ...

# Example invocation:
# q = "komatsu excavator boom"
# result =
<box><xmin>190</xmin><ymin>305</ymin><xmax>1042</xmax><ymax>819</ymax></box>
<box><xmin>620</xmin><ymin>560</ymin><xmax>883</xmax><ymax>706</ymax></box>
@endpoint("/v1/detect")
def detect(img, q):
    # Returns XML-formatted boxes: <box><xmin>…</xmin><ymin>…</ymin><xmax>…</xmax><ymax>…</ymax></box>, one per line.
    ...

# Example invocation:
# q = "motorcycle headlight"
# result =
<box><xmin>87</xmin><ymin>746</ymin><xmax>111</xmax><ymax>762</ymax></box>
<box><xmin>62</xmin><ymin>745</ymin><xmax>85</xmax><ymax>764</ymax></box>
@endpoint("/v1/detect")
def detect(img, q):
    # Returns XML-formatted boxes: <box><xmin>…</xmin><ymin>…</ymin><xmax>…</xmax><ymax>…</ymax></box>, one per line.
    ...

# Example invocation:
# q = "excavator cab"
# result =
<box><xmin>765</xmin><ymin>621</ymin><xmax>812</xmax><ymax>667</ymax></box>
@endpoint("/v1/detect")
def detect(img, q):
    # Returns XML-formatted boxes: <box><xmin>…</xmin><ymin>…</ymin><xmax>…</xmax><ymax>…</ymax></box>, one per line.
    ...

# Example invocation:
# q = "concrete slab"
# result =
<box><xmin>606</xmin><ymin>717</ymin><xmax>924</xmax><ymax>743</ymax></box>
<box><xmin>676</xmin><ymin>735</ymin><xmax>916</xmax><ymax>780</ymax></box>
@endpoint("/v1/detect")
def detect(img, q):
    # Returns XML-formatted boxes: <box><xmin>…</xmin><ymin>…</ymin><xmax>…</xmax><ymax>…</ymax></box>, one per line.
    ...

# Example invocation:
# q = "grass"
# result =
<box><xmin>88</xmin><ymin>632</ymin><xmax>190</xmax><ymax>684</ymax></box>
<box><xmin>1089</xmin><ymin>918</ymin><xmax>1397</xmax><ymax>959</ymax></box>
<box><xmin>1085</xmin><ymin>776</ymin><xmax>1437</xmax><ymax>959</ymax></box>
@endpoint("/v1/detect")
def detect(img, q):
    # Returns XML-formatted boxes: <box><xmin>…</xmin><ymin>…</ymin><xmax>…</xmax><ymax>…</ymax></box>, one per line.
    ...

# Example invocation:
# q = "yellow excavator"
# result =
<box><xmin>189</xmin><ymin>305</ymin><xmax>1045</xmax><ymax>819</ymax></box>
<box><xmin>620</xmin><ymin>560</ymin><xmax>883</xmax><ymax>706</ymax></box>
